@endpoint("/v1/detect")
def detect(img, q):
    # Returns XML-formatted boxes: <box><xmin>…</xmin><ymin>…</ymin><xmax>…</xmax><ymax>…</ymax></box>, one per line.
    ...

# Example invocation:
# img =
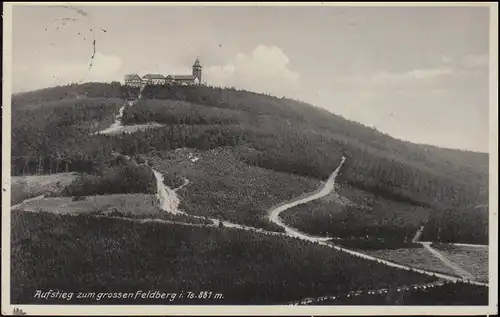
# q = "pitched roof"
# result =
<box><xmin>125</xmin><ymin>74</ymin><xmax>141</xmax><ymax>80</ymax></box>
<box><xmin>143</xmin><ymin>74</ymin><xmax>165</xmax><ymax>79</ymax></box>
<box><xmin>168</xmin><ymin>75</ymin><xmax>196</xmax><ymax>80</ymax></box>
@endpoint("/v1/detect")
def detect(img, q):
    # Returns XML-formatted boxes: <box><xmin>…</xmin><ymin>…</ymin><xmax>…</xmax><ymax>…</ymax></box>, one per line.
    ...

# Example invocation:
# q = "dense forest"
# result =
<box><xmin>11</xmin><ymin>211</ymin><xmax>436</xmax><ymax>305</ymax></box>
<box><xmin>330</xmin><ymin>238</ymin><xmax>423</xmax><ymax>251</ymax></box>
<box><xmin>314</xmin><ymin>281</ymin><xmax>488</xmax><ymax>305</ymax></box>
<box><xmin>11</xmin><ymin>97</ymin><xmax>121</xmax><ymax>175</ymax></box>
<box><xmin>121</xmin><ymin>99</ymin><xmax>253</xmax><ymax>126</ymax></box>
<box><xmin>421</xmin><ymin>207</ymin><xmax>489</xmax><ymax>244</ymax></box>
<box><xmin>62</xmin><ymin>159</ymin><xmax>157</xmax><ymax>198</ymax></box>
<box><xmin>146</xmin><ymin>147</ymin><xmax>318</xmax><ymax>232</ymax></box>
<box><xmin>280</xmin><ymin>197</ymin><xmax>430</xmax><ymax>242</ymax></box>
<box><xmin>11</xmin><ymin>83</ymin><xmax>489</xmax><ymax>243</ymax></box>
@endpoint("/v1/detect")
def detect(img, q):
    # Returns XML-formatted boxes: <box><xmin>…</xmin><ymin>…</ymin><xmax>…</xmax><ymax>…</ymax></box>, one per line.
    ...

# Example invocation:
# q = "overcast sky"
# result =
<box><xmin>10</xmin><ymin>4</ymin><xmax>493</xmax><ymax>152</ymax></box>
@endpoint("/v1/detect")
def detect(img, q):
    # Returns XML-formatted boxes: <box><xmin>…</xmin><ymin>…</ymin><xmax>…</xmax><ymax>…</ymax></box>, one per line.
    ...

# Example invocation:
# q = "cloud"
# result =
<box><xmin>13</xmin><ymin>51</ymin><xmax>123</xmax><ymax>92</ymax></box>
<box><xmin>460</xmin><ymin>53</ymin><xmax>489</xmax><ymax>68</ymax></box>
<box><xmin>203</xmin><ymin>44</ymin><xmax>300</xmax><ymax>97</ymax></box>
<box><xmin>440</xmin><ymin>55</ymin><xmax>453</xmax><ymax>64</ymax></box>
<box><xmin>371</xmin><ymin>67</ymin><xmax>455</xmax><ymax>84</ymax></box>
<box><xmin>332</xmin><ymin>52</ymin><xmax>489</xmax><ymax>89</ymax></box>
<box><xmin>333</xmin><ymin>66</ymin><xmax>455</xmax><ymax>87</ymax></box>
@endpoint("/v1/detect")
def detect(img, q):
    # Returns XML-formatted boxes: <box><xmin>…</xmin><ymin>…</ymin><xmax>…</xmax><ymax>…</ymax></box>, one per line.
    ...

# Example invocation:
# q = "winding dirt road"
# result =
<box><xmin>268</xmin><ymin>156</ymin><xmax>346</xmax><ymax>242</ymax></box>
<box><xmin>13</xmin><ymin>91</ymin><xmax>487</xmax><ymax>299</ymax></box>
<box><xmin>93</xmin><ymin>97</ymin><xmax>488</xmax><ymax>287</ymax></box>
<box><xmin>263</xmin><ymin>157</ymin><xmax>488</xmax><ymax>287</ymax></box>
<box><xmin>95</xmin><ymin>104</ymin><xmax>126</xmax><ymax>135</ymax></box>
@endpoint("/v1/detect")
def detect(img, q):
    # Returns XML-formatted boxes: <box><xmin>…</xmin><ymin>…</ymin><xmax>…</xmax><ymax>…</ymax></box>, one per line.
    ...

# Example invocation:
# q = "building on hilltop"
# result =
<box><xmin>124</xmin><ymin>74</ymin><xmax>142</xmax><ymax>87</ymax></box>
<box><xmin>192</xmin><ymin>57</ymin><xmax>202</xmax><ymax>82</ymax></box>
<box><xmin>124</xmin><ymin>58</ymin><xmax>203</xmax><ymax>87</ymax></box>
<box><xmin>142</xmin><ymin>74</ymin><xmax>166</xmax><ymax>85</ymax></box>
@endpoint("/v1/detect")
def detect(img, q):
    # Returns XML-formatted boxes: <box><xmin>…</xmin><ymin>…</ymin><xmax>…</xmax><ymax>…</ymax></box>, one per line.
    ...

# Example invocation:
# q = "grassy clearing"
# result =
<box><xmin>146</xmin><ymin>147</ymin><xmax>320</xmax><ymax>232</ymax></box>
<box><xmin>100</xmin><ymin>122</ymin><xmax>165</xmax><ymax>135</ymax></box>
<box><xmin>13</xmin><ymin>194</ymin><xmax>212</xmax><ymax>225</ymax></box>
<box><xmin>11</xmin><ymin>173</ymin><xmax>78</xmax><ymax>205</ymax></box>
<box><xmin>11</xmin><ymin>211</ymin><xmax>435</xmax><ymax>305</ymax></box>
<box><xmin>431</xmin><ymin>244</ymin><xmax>489</xmax><ymax>283</ymax></box>
<box><xmin>361</xmin><ymin>248</ymin><xmax>459</xmax><ymax>277</ymax></box>
<box><xmin>12</xmin><ymin>194</ymin><xmax>157</xmax><ymax>214</ymax></box>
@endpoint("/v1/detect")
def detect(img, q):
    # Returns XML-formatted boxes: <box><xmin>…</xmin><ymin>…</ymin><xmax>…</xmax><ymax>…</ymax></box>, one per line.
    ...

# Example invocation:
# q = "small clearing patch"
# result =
<box><xmin>362</xmin><ymin>248</ymin><xmax>459</xmax><ymax>277</ymax></box>
<box><xmin>431</xmin><ymin>244</ymin><xmax>489</xmax><ymax>283</ymax></box>
<box><xmin>11</xmin><ymin>173</ymin><xmax>77</xmax><ymax>205</ymax></box>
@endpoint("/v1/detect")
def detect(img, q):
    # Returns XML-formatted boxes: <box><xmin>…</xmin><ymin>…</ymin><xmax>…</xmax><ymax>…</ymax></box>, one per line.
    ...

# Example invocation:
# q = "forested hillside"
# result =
<box><xmin>11</xmin><ymin>211</ymin><xmax>435</xmax><ymax>304</ymax></box>
<box><xmin>12</xmin><ymin>82</ymin><xmax>139</xmax><ymax>108</ymax></box>
<box><xmin>11</xmin><ymin>82</ymin><xmax>489</xmax><ymax>243</ymax></box>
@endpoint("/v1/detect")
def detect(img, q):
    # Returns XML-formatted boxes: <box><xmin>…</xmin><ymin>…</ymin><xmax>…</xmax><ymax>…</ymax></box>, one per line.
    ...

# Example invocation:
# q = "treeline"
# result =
<box><xmin>315</xmin><ymin>281</ymin><xmax>488</xmax><ymax>305</ymax></box>
<box><xmin>12</xmin><ymin>82</ymin><xmax>139</xmax><ymax>108</ymax></box>
<box><xmin>63</xmin><ymin>160</ymin><xmax>157</xmax><ymax>197</ymax></box>
<box><xmin>11</xmin><ymin>156</ymin><xmax>82</xmax><ymax>176</ymax></box>
<box><xmin>11</xmin><ymin>211</ymin><xmax>435</xmax><ymax>305</ymax></box>
<box><xmin>421</xmin><ymin>207</ymin><xmax>489</xmax><ymax>245</ymax></box>
<box><xmin>121</xmin><ymin>99</ymin><xmax>252</xmax><ymax>126</ymax></box>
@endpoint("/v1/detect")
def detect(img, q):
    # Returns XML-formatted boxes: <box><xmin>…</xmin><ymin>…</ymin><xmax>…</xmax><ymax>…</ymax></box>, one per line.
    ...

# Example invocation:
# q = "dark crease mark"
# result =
<box><xmin>48</xmin><ymin>5</ymin><xmax>98</xmax><ymax>71</ymax></box>
<box><xmin>89</xmin><ymin>39</ymin><xmax>96</xmax><ymax>69</ymax></box>
<box><xmin>58</xmin><ymin>17</ymin><xmax>79</xmax><ymax>22</ymax></box>
<box><xmin>101</xmin><ymin>28</ymin><xmax>107</xmax><ymax>33</ymax></box>
<box><xmin>49</xmin><ymin>5</ymin><xmax>89</xmax><ymax>17</ymax></box>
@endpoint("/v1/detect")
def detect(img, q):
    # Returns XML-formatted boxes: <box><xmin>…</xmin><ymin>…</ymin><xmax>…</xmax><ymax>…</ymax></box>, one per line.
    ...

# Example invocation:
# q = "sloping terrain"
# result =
<box><xmin>10</xmin><ymin>82</ymin><xmax>490</xmax><ymax>305</ymax></box>
<box><xmin>11</xmin><ymin>211</ymin><xmax>435</xmax><ymax>305</ymax></box>
<box><xmin>11</xmin><ymin>83</ymin><xmax>489</xmax><ymax>243</ymax></box>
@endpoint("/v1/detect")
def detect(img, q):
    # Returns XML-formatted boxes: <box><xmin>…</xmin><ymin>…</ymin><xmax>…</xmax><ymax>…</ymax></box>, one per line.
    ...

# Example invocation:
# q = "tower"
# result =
<box><xmin>192</xmin><ymin>57</ymin><xmax>202</xmax><ymax>84</ymax></box>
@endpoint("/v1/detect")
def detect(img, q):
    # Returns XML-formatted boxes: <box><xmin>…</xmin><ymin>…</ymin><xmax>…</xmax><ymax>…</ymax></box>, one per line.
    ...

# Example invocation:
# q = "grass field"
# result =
<box><xmin>11</xmin><ymin>211</ymin><xmax>436</xmax><ymax>305</ymax></box>
<box><xmin>146</xmin><ymin>146</ymin><xmax>320</xmax><ymax>232</ymax></box>
<box><xmin>11</xmin><ymin>173</ymin><xmax>78</xmax><ymax>205</ymax></box>
<box><xmin>13</xmin><ymin>193</ymin><xmax>157</xmax><ymax>215</ymax></box>
<box><xmin>101</xmin><ymin>122</ymin><xmax>165</xmax><ymax>135</ymax></box>
<box><xmin>12</xmin><ymin>193</ymin><xmax>213</xmax><ymax>226</ymax></box>
<box><xmin>361</xmin><ymin>248</ymin><xmax>459</xmax><ymax>277</ymax></box>
<box><xmin>431</xmin><ymin>244</ymin><xmax>489</xmax><ymax>283</ymax></box>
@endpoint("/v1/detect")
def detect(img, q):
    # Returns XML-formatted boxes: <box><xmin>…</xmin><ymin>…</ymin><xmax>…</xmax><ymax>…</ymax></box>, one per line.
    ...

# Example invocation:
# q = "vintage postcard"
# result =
<box><xmin>2</xmin><ymin>2</ymin><xmax>498</xmax><ymax>316</ymax></box>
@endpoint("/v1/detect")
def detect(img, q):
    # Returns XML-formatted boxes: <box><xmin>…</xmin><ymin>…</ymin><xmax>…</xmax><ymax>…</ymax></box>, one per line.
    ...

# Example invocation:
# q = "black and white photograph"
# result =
<box><xmin>2</xmin><ymin>2</ymin><xmax>498</xmax><ymax>316</ymax></box>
